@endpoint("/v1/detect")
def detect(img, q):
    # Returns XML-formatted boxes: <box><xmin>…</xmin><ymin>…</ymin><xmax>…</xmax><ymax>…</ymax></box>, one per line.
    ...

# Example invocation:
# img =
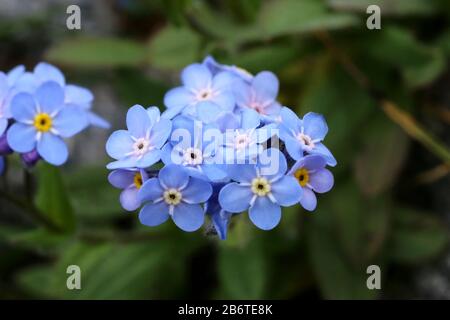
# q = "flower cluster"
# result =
<box><xmin>106</xmin><ymin>56</ymin><xmax>336</xmax><ymax>239</ymax></box>
<box><xmin>0</xmin><ymin>62</ymin><xmax>108</xmax><ymax>172</ymax></box>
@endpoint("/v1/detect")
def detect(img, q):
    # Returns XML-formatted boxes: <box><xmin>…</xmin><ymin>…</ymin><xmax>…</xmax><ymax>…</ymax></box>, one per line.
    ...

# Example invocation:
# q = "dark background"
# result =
<box><xmin>0</xmin><ymin>0</ymin><xmax>449</xmax><ymax>299</ymax></box>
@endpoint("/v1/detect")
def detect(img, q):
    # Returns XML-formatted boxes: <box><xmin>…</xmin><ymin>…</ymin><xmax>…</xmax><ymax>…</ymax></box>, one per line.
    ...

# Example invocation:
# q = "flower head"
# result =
<box><xmin>279</xmin><ymin>107</ymin><xmax>337</xmax><ymax>166</ymax></box>
<box><xmin>219</xmin><ymin>148</ymin><xmax>302</xmax><ymax>230</ymax></box>
<box><xmin>108</xmin><ymin>169</ymin><xmax>149</xmax><ymax>211</ymax></box>
<box><xmin>138</xmin><ymin>164</ymin><xmax>213</xmax><ymax>232</ymax></box>
<box><xmin>288</xmin><ymin>155</ymin><xmax>334</xmax><ymax>211</ymax></box>
<box><xmin>106</xmin><ymin>105</ymin><xmax>172</xmax><ymax>170</ymax></box>
<box><xmin>7</xmin><ymin>81</ymin><xmax>88</xmax><ymax>166</ymax></box>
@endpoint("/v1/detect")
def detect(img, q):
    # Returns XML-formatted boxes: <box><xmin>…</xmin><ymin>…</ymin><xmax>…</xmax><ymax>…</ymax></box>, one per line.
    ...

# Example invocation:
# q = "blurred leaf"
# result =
<box><xmin>35</xmin><ymin>163</ymin><xmax>75</xmax><ymax>233</ymax></box>
<box><xmin>389</xmin><ymin>207</ymin><xmax>449</xmax><ymax>264</ymax></box>
<box><xmin>5</xmin><ymin>228</ymin><xmax>71</xmax><ymax>253</ymax></box>
<box><xmin>328</xmin><ymin>0</ymin><xmax>439</xmax><ymax>16</ymax></box>
<box><xmin>147</xmin><ymin>26</ymin><xmax>201</xmax><ymax>70</ymax></box>
<box><xmin>218</xmin><ymin>240</ymin><xmax>267</xmax><ymax>299</ymax></box>
<box><xmin>16</xmin><ymin>266</ymin><xmax>55</xmax><ymax>298</ymax></box>
<box><xmin>46</xmin><ymin>37</ymin><xmax>147</xmax><ymax>68</ymax></box>
<box><xmin>355</xmin><ymin>115</ymin><xmax>409</xmax><ymax>196</ymax></box>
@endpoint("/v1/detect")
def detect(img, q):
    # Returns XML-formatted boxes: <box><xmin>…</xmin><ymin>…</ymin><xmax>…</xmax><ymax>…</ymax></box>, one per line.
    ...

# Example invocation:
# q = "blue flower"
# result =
<box><xmin>233</xmin><ymin>71</ymin><xmax>281</xmax><ymax>116</ymax></box>
<box><xmin>287</xmin><ymin>155</ymin><xmax>334</xmax><ymax>211</ymax></box>
<box><xmin>279</xmin><ymin>107</ymin><xmax>337</xmax><ymax>166</ymax></box>
<box><xmin>202</xmin><ymin>56</ymin><xmax>254</xmax><ymax>83</ymax></box>
<box><xmin>138</xmin><ymin>164</ymin><xmax>213</xmax><ymax>232</ymax></box>
<box><xmin>163</xmin><ymin>63</ymin><xmax>235</xmax><ymax>122</ymax></box>
<box><xmin>0</xmin><ymin>66</ymin><xmax>25</xmax><ymax>136</ymax></box>
<box><xmin>14</xmin><ymin>62</ymin><xmax>109</xmax><ymax>129</ymax></box>
<box><xmin>7</xmin><ymin>81</ymin><xmax>88</xmax><ymax>166</ymax></box>
<box><xmin>161</xmin><ymin>115</ymin><xmax>227</xmax><ymax>182</ymax></box>
<box><xmin>108</xmin><ymin>169</ymin><xmax>148</xmax><ymax>211</ymax></box>
<box><xmin>106</xmin><ymin>105</ymin><xmax>172</xmax><ymax>170</ymax></box>
<box><xmin>0</xmin><ymin>156</ymin><xmax>4</xmax><ymax>175</ymax></box>
<box><xmin>205</xmin><ymin>183</ymin><xmax>233</xmax><ymax>240</ymax></box>
<box><xmin>219</xmin><ymin>148</ymin><xmax>302</xmax><ymax>230</ymax></box>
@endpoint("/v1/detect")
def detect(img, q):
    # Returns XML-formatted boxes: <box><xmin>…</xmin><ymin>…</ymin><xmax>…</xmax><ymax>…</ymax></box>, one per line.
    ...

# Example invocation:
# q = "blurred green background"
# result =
<box><xmin>1</xmin><ymin>0</ymin><xmax>450</xmax><ymax>299</ymax></box>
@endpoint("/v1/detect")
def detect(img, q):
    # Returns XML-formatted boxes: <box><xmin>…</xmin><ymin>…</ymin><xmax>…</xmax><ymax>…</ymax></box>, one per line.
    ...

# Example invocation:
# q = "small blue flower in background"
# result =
<box><xmin>219</xmin><ymin>149</ymin><xmax>302</xmax><ymax>230</ymax></box>
<box><xmin>108</xmin><ymin>169</ymin><xmax>148</xmax><ymax>211</ymax></box>
<box><xmin>163</xmin><ymin>63</ymin><xmax>235</xmax><ymax>122</ymax></box>
<box><xmin>138</xmin><ymin>164</ymin><xmax>213</xmax><ymax>232</ymax></box>
<box><xmin>288</xmin><ymin>155</ymin><xmax>334</xmax><ymax>211</ymax></box>
<box><xmin>13</xmin><ymin>62</ymin><xmax>109</xmax><ymax>130</ymax></box>
<box><xmin>161</xmin><ymin>115</ymin><xmax>227</xmax><ymax>182</ymax></box>
<box><xmin>7</xmin><ymin>81</ymin><xmax>88</xmax><ymax>166</ymax></box>
<box><xmin>202</xmin><ymin>56</ymin><xmax>254</xmax><ymax>84</ymax></box>
<box><xmin>279</xmin><ymin>107</ymin><xmax>337</xmax><ymax>166</ymax></box>
<box><xmin>233</xmin><ymin>71</ymin><xmax>282</xmax><ymax>117</ymax></box>
<box><xmin>106</xmin><ymin>105</ymin><xmax>172</xmax><ymax>170</ymax></box>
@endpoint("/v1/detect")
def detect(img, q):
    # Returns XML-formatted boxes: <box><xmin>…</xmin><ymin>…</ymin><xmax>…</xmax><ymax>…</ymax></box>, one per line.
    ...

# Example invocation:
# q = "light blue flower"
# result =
<box><xmin>14</xmin><ymin>62</ymin><xmax>109</xmax><ymax>129</ymax></box>
<box><xmin>161</xmin><ymin>115</ymin><xmax>227</xmax><ymax>182</ymax></box>
<box><xmin>219</xmin><ymin>148</ymin><xmax>302</xmax><ymax>230</ymax></box>
<box><xmin>6</xmin><ymin>81</ymin><xmax>88</xmax><ymax>166</ymax></box>
<box><xmin>203</xmin><ymin>56</ymin><xmax>254</xmax><ymax>83</ymax></box>
<box><xmin>288</xmin><ymin>155</ymin><xmax>334</xmax><ymax>211</ymax></box>
<box><xmin>233</xmin><ymin>71</ymin><xmax>281</xmax><ymax>116</ymax></box>
<box><xmin>106</xmin><ymin>105</ymin><xmax>171</xmax><ymax>170</ymax></box>
<box><xmin>163</xmin><ymin>63</ymin><xmax>235</xmax><ymax>122</ymax></box>
<box><xmin>279</xmin><ymin>107</ymin><xmax>337</xmax><ymax>166</ymax></box>
<box><xmin>108</xmin><ymin>169</ymin><xmax>148</xmax><ymax>211</ymax></box>
<box><xmin>205</xmin><ymin>183</ymin><xmax>233</xmax><ymax>240</ymax></box>
<box><xmin>138</xmin><ymin>164</ymin><xmax>213</xmax><ymax>232</ymax></box>
<box><xmin>0</xmin><ymin>66</ymin><xmax>26</xmax><ymax>136</ymax></box>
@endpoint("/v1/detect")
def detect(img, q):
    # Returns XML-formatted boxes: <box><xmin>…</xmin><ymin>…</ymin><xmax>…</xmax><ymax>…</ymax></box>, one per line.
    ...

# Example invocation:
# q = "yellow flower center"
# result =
<box><xmin>33</xmin><ymin>113</ymin><xmax>52</xmax><ymax>132</ymax></box>
<box><xmin>251</xmin><ymin>177</ymin><xmax>271</xmax><ymax>197</ymax></box>
<box><xmin>133</xmin><ymin>173</ymin><xmax>143</xmax><ymax>189</ymax></box>
<box><xmin>163</xmin><ymin>188</ymin><xmax>182</xmax><ymax>205</ymax></box>
<box><xmin>294</xmin><ymin>168</ymin><xmax>309</xmax><ymax>187</ymax></box>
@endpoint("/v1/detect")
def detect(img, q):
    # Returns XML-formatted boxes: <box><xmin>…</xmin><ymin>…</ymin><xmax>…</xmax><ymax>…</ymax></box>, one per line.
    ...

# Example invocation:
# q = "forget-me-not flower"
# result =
<box><xmin>279</xmin><ymin>107</ymin><xmax>337</xmax><ymax>166</ymax></box>
<box><xmin>108</xmin><ymin>169</ymin><xmax>148</xmax><ymax>211</ymax></box>
<box><xmin>163</xmin><ymin>63</ymin><xmax>235</xmax><ymax>122</ymax></box>
<box><xmin>219</xmin><ymin>148</ymin><xmax>302</xmax><ymax>230</ymax></box>
<box><xmin>106</xmin><ymin>105</ymin><xmax>172</xmax><ymax>170</ymax></box>
<box><xmin>288</xmin><ymin>155</ymin><xmax>334</xmax><ymax>211</ymax></box>
<box><xmin>7</xmin><ymin>81</ymin><xmax>88</xmax><ymax>166</ymax></box>
<box><xmin>138</xmin><ymin>164</ymin><xmax>213</xmax><ymax>232</ymax></box>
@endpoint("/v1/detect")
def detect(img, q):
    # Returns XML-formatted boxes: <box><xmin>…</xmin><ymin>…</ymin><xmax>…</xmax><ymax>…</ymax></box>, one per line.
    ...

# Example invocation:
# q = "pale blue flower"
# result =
<box><xmin>108</xmin><ymin>169</ymin><xmax>148</xmax><ymax>211</ymax></box>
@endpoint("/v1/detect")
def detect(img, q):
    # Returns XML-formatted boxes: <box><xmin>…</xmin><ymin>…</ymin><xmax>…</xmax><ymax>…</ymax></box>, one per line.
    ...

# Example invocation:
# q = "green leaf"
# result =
<box><xmin>46</xmin><ymin>37</ymin><xmax>147</xmax><ymax>68</ymax></box>
<box><xmin>147</xmin><ymin>26</ymin><xmax>201</xmax><ymax>70</ymax></box>
<box><xmin>5</xmin><ymin>228</ymin><xmax>72</xmax><ymax>253</ymax></box>
<box><xmin>389</xmin><ymin>208</ymin><xmax>449</xmax><ymax>264</ymax></box>
<box><xmin>35</xmin><ymin>163</ymin><xmax>75</xmax><ymax>233</ymax></box>
<box><xmin>218</xmin><ymin>240</ymin><xmax>267</xmax><ymax>299</ymax></box>
<box><xmin>328</xmin><ymin>0</ymin><xmax>439</xmax><ymax>16</ymax></box>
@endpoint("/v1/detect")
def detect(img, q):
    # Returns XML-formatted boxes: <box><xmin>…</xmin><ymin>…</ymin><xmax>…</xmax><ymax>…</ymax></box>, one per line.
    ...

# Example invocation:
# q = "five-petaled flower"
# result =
<box><xmin>7</xmin><ymin>81</ymin><xmax>87</xmax><ymax>166</ymax></box>
<box><xmin>108</xmin><ymin>169</ymin><xmax>148</xmax><ymax>211</ymax></box>
<box><xmin>138</xmin><ymin>164</ymin><xmax>213</xmax><ymax>232</ymax></box>
<box><xmin>219</xmin><ymin>149</ymin><xmax>302</xmax><ymax>230</ymax></box>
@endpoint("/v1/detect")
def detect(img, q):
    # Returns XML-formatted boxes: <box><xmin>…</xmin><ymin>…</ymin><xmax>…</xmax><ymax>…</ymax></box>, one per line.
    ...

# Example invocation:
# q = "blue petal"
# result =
<box><xmin>287</xmin><ymin>155</ymin><xmax>326</xmax><ymax>175</ymax></box>
<box><xmin>120</xmin><ymin>187</ymin><xmax>141</xmax><ymax>211</ymax></box>
<box><xmin>218</xmin><ymin>182</ymin><xmax>252</xmax><ymax>213</ymax></box>
<box><xmin>37</xmin><ymin>133</ymin><xmax>68</xmax><ymax>166</ymax></box>
<box><xmin>258</xmin><ymin>148</ymin><xmax>287</xmax><ymax>178</ymax></box>
<box><xmin>149</xmin><ymin>118</ymin><xmax>172</xmax><ymax>149</ymax></box>
<box><xmin>161</xmin><ymin>104</ymin><xmax>185</xmax><ymax>120</ymax></box>
<box><xmin>159</xmin><ymin>164</ymin><xmax>189</xmax><ymax>189</ymax></box>
<box><xmin>164</xmin><ymin>87</ymin><xmax>193</xmax><ymax>109</ymax></box>
<box><xmin>87</xmin><ymin>111</ymin><xmax>110</xmax><ymax>129</ymax></box>
<box><xmin>271</xmin><ymin>176</ymin><xmax>302</xmax><ymax>206</ymax></box>
<box><xmin>139</xmin><ymin>178</ymin><xmax>164</xmax><ymax>203</ymax></box>
<box><xmin>182</xmin><ymin>177</ymin><xmax>212</xmax><ymax>204</ymax></box>
<box><xmin>181</xmin><ymin>63</ymin><xmax>212</xmax><ymax>91</ymax></box>
<box><xmin>139</xmin><ymin>202</ymin><xmax>170</xmax><ymax>227</ymax></box>
<box><xmin>216</xmin><ymin>112</ymin><xmax>240</xmax><ymax>132</ymax></box>
<box><xmin>300</xmin><ymin>188</ymin><xmax>317</xmax><ymax>211</ymax></box>
<box><xmin>196</xmin><ymin>101</ymin><xmax>223</xmax><ymax>123</ymax></box>
<box><xmin>106</xmin><ymin>157</ymin><xmax>139</xmax><ymax>170</ymax></box>
<box><xmin>161</xmin><ymin>143</ymin><xmax>176</xmax><ymax>165</ymax></box>
<box><xmin>146</xmin><ymin>106</ymin><xmax>161</xmax><ymax>127</ymax></box>
<box><xmin>203</xmin><ymin>164</ymin><xmax>228</xmax><ymax>182</ymax></box>
<box><xmin>311</xmin><ymin>142</ymin><xmax>337</xmax><ymax>167</ymax></box>
<box><xmin>212</xmin><ymin>71</ymin><xmax>234</xmax><ymax>91</ymax></box>
<box><xmin>6</xmin><ymin>123</ymin><xmax>36</xmax><ymax>153</ymax></box>
<box><xmin>135</xmin><ymin>149</ymin><xmax>161</xmax><ymax>168</ymax></box>
<box><xmin>106</xmin><ymin>130</ymin><xmax>134</xmax><ymax>160</ymax></box>
<box><xmin>233</xmin><ymin>79</ymin><xmax>251</xmax><ymax>108</ymax></box>
<box><xmin>127</xmin><ymin>105</ymin><xmax>151</xmax><ymax>138</ymax></box>
<box><xmin>211</xmin><ymin>210</ymin><xmax>232</xmax><ymax>240</ymax></box>
<box><xmin>252</xmin><ymin>71</ymin><xmax>279</xmax><ymax>103</ymax></box>
<box><xmin>53</xmin><ymin>104</ymin><xmax>88</xmax><ymax>137</ymax></box>
<box><xmin>64</xmin><ymin>85</ymin><xmax>93</xmax><ymax>108</ymax></box>
<box><xmin>226</xmin><ymin>164</ymin><xmax>257</xmax><ymax>183</ymax></box>
<box><xmin>302</xmin><ymin>112</ymin><xmax>328</xmax><ymax>141</ymax></box>
<box><xmin>36</xmin><ymin>81</ymin><xmax>65</xmax><ymax>114</ymax></box>
<box><xmin>10</xmin><ymin>93</ymin><xmax>36</xmax><ymax>123</ymax></box>
<box><xmin>108</xmin><ymin>170</ymin><xmax>135</xmax><ymax>189</ymax></box>
<box><xmin>7</xmin><ymin>65</ymin><xmax>25</xmax><ymax>85</ymax></box>
<box><xmin>284</xmin><ymin>136</ymin><xmax>303</xmax><ymax>160</ymax></box>
<box><xmin>280</xmin><ymin>107</ymin><xmax>301</xmax><ymax>132</ymax></box>
<box><xmin>172</xmin><ymin>203</ymin><xmax>205</xmax><ymax>232</ymax></box>
<box><xmin>34</xmin><ymin>62</ymin><xmax>65</xmax><ymax>86</ymax></box>
<box><xmin>240</xmin><ymin>108</ymin><xmax>260</xmax><ymax>129</ymax></box>
<box><xmin>309</xmin><ymin>168</ymin><xmax>334</xmax><ymax>193</ymax></box>
<box><xmin>210</xmin><ymin>91</ymin><xmax>235</xmax><ymax>112</ymax></box>
<box><xmin>248</xmin><ymin>196</ymin><xmax>281</xmax><ymax>230</ymax></box>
